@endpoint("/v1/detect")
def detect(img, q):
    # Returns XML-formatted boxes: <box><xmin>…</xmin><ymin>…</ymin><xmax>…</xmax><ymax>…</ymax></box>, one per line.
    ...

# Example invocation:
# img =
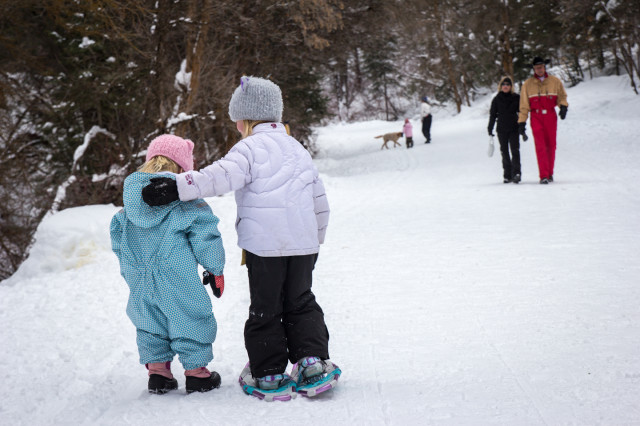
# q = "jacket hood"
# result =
<box><xmin>497</xmin><ymin>76</ymin><xmax>515</xmax><ymax>93</ymax></box>
<box><xmin>123</xmin><ymin>172</ymin><xmax>177</xmax><ymax>228</ymax></box>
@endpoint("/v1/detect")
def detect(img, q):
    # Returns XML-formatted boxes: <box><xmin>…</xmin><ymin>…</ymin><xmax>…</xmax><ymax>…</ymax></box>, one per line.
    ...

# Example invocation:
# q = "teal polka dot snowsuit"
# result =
<box><xmin>110</xmin><ymin>172</ymin><xmax>225</xmax><ymax>370</ymax></box>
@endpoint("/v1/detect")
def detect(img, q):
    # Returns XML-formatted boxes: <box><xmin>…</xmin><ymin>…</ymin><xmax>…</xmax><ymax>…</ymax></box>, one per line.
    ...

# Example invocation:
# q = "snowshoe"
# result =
<box><xmin>291</xmin><ymin>357</ymin><xmax>341</xmax><ymax>398</ymax></box>
<box><xmin>186</xmin><ymin>371</ymin><xmax>221</xmax><ymax>394</ymax></box>
<box><xmin>148</xmin><ymin>374</ymin><xmax>178</xmax><ymax>394</ymax></box>
<box><xmin>238</xmin><ymin>363</ymin><xmax>296</xmax><ymax>402</ymax></box>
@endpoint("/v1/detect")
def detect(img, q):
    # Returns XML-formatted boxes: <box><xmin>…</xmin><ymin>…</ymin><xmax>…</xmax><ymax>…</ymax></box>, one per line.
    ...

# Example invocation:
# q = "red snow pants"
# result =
<box><xmin>530</xmin><ymin>109</ymin><xmax>558</xmax><ymax>179</ymax></box>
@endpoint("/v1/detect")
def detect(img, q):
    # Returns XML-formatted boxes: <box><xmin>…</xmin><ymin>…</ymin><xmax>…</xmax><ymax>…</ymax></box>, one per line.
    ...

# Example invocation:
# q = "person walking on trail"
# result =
<box><xmin>140</xmin><ymin>76</ymin><xmax>340</xmax><ymax>401</ymax></box>
<box><xmin>488</xmin><ymin>76</ymin><xmax>522</xmax><ymax>184</ymax></box>
<box><xmin>421</xmin><ymin>96</ymin><xmax>432</xmax><ymax>143</ymax></box>
<box><xmin>403</xmin><ymin>118</ymin><xmax>414</xmax><ymax>148</ymax></box>
<box><xmin>518</xmin><ymin>56</ymin><xmax>569</xmax><ymax>184</ymax></box>
<box><xmin>110</xmin><ymin>134</ymin><xmax>226</xmax><ymax>395</ymax></box>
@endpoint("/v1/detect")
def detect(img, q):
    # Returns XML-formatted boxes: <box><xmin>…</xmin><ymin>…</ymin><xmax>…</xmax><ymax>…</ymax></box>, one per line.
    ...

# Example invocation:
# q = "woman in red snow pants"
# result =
<box><xmin>518</xmin><ymin>57</ymin><xmax>568</xmax><ymax>184</ymax></box>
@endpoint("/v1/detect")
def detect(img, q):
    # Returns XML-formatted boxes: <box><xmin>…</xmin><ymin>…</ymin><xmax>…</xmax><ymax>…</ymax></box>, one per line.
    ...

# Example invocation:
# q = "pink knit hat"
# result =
<box><xmin>146</xmin><ymin>134</ymin><xmax>194</xmax><ymax>172</ymax></box>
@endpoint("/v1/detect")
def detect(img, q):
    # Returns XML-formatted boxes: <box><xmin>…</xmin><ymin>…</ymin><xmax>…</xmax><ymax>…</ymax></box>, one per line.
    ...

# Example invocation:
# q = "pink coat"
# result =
<box><xmin>403</xmin><ymin>121</ymin><xmax>413</xmax><ymax>138</ymax></box>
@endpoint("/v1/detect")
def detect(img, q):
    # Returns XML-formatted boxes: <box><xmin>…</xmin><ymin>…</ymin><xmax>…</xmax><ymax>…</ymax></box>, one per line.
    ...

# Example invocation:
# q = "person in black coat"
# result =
<box><xmin>488</xmin><ymin>76</ymin><xmax>522</xmax><ymax>183</ymax></box>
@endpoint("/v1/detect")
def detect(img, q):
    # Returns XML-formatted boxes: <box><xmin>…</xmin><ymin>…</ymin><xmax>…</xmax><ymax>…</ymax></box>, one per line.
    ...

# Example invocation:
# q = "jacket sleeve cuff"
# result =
<box><xmin>176</xmin><ymin>172</ymin><xmax>201</xmax><ymax>201</ymax></box>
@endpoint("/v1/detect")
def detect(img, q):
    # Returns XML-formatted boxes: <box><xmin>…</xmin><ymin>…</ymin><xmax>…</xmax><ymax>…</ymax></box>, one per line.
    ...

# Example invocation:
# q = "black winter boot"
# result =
<box><xmin>148</xmin><ymin>374</ymin><xmax>178</xmax><ymax>394</ymax></box>
<box><xmin>186</xmin><ymin>371</ymin><xmax>221</xmax><ymax>394</ymax></box>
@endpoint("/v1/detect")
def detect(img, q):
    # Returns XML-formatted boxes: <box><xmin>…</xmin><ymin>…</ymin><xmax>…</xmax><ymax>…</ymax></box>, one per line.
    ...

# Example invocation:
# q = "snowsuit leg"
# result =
<box><xmin>545</xmin><ymin>114</ymin><xmax>558</xmax><ymax>177</ymax></box>
<box><xmin>244</xmin><ymin>251</ymin><xmax>329</xmax><ymax>378</ymax></box>
<box><xmin>137</xmin><ymin>329</ymin><xmax>176</xmax><ymax>364</ymax></box>
<box><xmin>170</xmin><ymin>338</ymin><xmax>213</xmax><ymax>370</ymax></box>
<box><xmin>422</xmin><ymin>115</ymin><xmax>432</xmax><ymax>142</ymax></box>
<box><xmin>531</xmin><ymin>112</ymin><xmax>557</xmax><ymax>179</ymax></box>
<box><xmin>137</xmin><ymin>322</ymin><xmax>214</xmax><ymax>370</ymax></box>
<box><xmin>127</xmin><ymin>273</ymin><xmax>217</xmax><ymax>370</ymax></box>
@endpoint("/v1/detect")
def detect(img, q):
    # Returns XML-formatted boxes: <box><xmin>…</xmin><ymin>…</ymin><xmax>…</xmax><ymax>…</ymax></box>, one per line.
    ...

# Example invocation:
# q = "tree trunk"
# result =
<box><xmin>383</xmin><ymin>77</ymin><xmax>389</xmax><ymax>121</ymax></box>
<box><xmin>500</xmin><ymin>2</ymin><xmax>514</xmax><ymax>77</ymax></box>
<box><xmin>175</xmin><ymin>0</ymin><xmax>212</xmax><ymax>135</ymax></box>
<box><xmin>433</xmin><ymin>1</ymin><xmax>462</xmax><ymax>112</ymax></box>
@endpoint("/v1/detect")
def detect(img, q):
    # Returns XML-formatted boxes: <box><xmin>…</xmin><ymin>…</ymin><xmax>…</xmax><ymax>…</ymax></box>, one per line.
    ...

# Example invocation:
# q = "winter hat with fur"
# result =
<box><xmin>228</xmin><ymin>76</ymin><xmax>283</xmax><ymax>122</ymax></box>
<box><xmin>146</xmin><ymin>134</ymin><xmax>194</xmax><ymax>172</ymax></box>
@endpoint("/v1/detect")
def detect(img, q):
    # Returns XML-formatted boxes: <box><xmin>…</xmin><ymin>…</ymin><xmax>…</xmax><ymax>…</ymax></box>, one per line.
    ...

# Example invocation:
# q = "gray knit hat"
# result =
<box><xmin>228</xmin><ymin>76</ymin><xmax>283</xmax><ymax>122</ymax></box>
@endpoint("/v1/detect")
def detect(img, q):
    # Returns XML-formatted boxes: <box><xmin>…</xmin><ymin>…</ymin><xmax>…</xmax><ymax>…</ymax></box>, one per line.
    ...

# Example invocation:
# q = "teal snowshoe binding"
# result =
<box><xmin>291</xmin><ymin>356</ymin><xmax>341</xmax><ymax>397</ymax></box>
<box><xmin>238</xmin><ymin>363</ymin><xmax>296</xmax><ymax>402</ymax></box>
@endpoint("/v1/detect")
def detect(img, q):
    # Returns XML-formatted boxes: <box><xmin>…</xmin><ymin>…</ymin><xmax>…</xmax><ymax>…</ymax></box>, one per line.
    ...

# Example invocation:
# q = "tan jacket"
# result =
<box><xmin>518</xmin><ymin>74</ymin><xmax>568</xmax><ymax>123</ymax></box>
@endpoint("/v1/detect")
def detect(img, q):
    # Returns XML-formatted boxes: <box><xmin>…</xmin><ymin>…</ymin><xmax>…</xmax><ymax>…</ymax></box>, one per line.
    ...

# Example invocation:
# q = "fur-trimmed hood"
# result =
<box><xmin>497</xmin><ymin>76</ymin><xmax>515</xmax><ymax>94</ymax></box>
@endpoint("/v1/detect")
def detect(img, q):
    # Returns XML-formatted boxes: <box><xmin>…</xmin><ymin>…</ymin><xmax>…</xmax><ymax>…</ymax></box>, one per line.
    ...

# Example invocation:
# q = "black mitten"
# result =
<box><xmin>142</xmin><ymin>177</ymin><xmax>179</xmax><ymax>206</ymax></box>
<box><xmin>518</xmin><ymin>122</ymin><xmax>529</xmax><ymax>141</ymax></box>
<box><xmin>559</xmin><ymin>105</ymin><xmax>568</xmax><ymax>120</ymax></box>
<box><xmin>203</xmin><ymin>271</ymin><xmax>224</xmax><ymax>298</ymax></box>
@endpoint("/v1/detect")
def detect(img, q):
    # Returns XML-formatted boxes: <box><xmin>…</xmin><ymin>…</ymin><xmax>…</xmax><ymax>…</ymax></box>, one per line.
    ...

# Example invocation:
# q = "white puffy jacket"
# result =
<box><xmin>421</xmin><ymin>101</ymin><xmax>431</xmax><ymax>117</ymax></box>
<box><xmin>176</xmin><ymin>122</ymin><xmax>329</xmax><ymax>257</ymax></box>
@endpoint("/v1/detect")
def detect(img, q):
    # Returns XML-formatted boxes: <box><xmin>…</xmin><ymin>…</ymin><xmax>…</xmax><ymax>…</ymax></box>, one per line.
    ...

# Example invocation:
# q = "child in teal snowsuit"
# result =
<box><xmin>110</xmin><ymin>135</ymin><xmax>225</xmax><ymax>394</ymax></box>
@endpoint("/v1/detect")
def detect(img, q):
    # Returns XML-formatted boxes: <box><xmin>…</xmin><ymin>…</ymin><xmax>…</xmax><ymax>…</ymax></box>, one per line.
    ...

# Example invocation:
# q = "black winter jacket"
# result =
<box><xmin>488</xmin><ymin>91</ymin><xmax>520</xmax><ymax>134</ymax></box>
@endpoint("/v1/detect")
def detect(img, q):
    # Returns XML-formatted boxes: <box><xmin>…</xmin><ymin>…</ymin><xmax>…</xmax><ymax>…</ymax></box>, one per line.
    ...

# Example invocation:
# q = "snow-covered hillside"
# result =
<box><xmin>1</xmin><ymin>75</ymin><xmax>639</xmax><ymax>425</ymax></box>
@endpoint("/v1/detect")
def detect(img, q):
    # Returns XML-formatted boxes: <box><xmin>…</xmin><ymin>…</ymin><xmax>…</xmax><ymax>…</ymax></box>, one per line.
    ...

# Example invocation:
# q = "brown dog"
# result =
<box><xmin>375</xmin><ymin>132</ymin><xmax>404</xmax><ymax>149</ymax></box>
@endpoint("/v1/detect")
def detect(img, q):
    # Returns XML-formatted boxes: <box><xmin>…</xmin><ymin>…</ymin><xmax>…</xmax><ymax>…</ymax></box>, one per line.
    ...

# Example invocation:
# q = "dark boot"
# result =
<box><xmin>186</xmin><ymin>370</ymin><xmax>221</xmax><ymax>394</ymax></box>
<box><xmin>147</xmin><ymin>362</ymin><xmax>178</xmax><ymax>394</ymax></box>
<box><xmin>148</xmin><ymin>374</ymin><xmax>178</xmax><ymax>394</ymax></box>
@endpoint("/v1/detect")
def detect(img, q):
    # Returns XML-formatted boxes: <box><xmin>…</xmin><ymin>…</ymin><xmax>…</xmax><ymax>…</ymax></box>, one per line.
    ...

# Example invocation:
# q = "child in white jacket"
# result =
<box><xmin>142</xmin><ymin>76</ymin><xmax>340</xmax><ymax>401</ymax></box>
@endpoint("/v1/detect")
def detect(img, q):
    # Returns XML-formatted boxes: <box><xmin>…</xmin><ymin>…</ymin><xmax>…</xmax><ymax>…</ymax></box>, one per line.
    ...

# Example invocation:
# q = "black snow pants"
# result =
<box><xmin>244</xmin><ymin>251</ymin><xmax>330</xmax><ymax>378</ymax></box>
<box><xmin>422</xmin><ymin>114</ymin><xmax>432</xmax><ymax>142</ymax></box>
<box><xmin>498</xmin><ymin>129</ymin><xmax>521</xmax><ymax>179</ymax></box>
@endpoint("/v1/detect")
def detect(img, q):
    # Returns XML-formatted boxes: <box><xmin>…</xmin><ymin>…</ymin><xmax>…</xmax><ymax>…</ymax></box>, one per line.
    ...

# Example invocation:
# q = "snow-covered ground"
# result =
<box><xmin>1</xmin><ymin>75</ymin><xmax>639</xmax><ymax>425</ymax></box>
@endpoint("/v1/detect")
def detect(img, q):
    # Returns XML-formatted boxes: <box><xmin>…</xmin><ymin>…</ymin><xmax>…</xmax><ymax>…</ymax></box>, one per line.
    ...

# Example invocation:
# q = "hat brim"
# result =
<box><xmin>530</xmin><ymin>59</ymin><xmax>551</xmax><ymax>67</ymax></box>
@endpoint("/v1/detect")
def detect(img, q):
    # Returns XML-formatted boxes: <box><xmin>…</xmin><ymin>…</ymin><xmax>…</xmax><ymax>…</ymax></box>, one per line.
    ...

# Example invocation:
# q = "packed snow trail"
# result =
<box><xmin>1</xmin><ymin>76</ymin><xmax>639</xmax><ymax>425</ymax></box>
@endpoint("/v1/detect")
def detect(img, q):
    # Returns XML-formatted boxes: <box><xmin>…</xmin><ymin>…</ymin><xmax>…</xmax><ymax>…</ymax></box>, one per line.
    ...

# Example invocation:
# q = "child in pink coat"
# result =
<box><xmin>403</xmin><ymin>119</ymin><xmax>413</xmax><ymax>148</ymax></box>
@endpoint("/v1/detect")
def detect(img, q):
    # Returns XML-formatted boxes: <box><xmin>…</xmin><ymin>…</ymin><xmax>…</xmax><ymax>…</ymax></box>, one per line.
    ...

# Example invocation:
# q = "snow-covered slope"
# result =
<box><xmin>1</xmin><ymin>75</ymin><xmax>639</xmax><ymax>425</ymax></box>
